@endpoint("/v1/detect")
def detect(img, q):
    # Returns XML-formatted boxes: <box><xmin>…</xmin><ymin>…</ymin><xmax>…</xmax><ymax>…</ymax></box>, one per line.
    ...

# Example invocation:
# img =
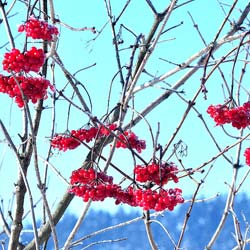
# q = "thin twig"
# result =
<box><xmin>206</xmin><ymin>166</ymin><xmax>239</xmax><ymax>249</ymax></box>
<box><xmin>144</xmin><ymin>210</ymin><xmax>158</xmax><ymax>250</ymax></box>
<box><xmin>0</xmin><ymin>0</ymin><xmax>15</xmax><ymax>49</ymax></box>
<box><xmin>63</xmin><ymin>200</ymin><xmax>92</xmax><ymax>250</ymax></box>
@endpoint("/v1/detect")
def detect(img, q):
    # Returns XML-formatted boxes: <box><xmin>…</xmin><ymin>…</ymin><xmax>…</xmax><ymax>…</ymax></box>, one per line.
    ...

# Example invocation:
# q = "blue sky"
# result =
<box><xmin>0</xmin><ymin>0</ymin><xmax>250</xmax><ymax>216</ymax></box>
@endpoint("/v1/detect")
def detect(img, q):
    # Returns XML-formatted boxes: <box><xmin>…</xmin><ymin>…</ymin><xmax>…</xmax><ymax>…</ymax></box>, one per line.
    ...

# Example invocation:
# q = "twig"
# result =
<box><xmin>0</xmin><ymin>206</ymin><xmax>10</xmax><ymax>237</ymax></box>
<box><xmin>63</xmin><ymin>200</ymin><xmax>92</xmax><ymax>250</ymax></box>
<box><xmin>70</xmin><ymin>213</ymin><xmax>145</xmax><ymax>247</ymax></box>
<box><xmin>80</xmin><ymin>238</ymin><xmax>127</xmax><ymax>250</ymax></box>
<box><xmin>0</xmin><ymin>120</ymin><xmax>18</xmax><ymax>158</ymax></box>
<box><xmin>132</xmin><ymin>32</ymin><xmax>248</xmax><ymax>95</ymax></box>
<box><xmin>176</xmin><ymin>181</ymin><xmax>202</xmax><ymax>249</ymax></box>
<box><xmin>0</xmin><ymin>0</ymin><xmax>15</xmax><ymax>49</ymax></box>
<box><xmin>114</xmin><ymin>0</ymin><xmax>131</xmax><ymax>25</ymax></box>
<box><xmin>104</xmin><ymin>0</ymin><xmax>125</xmax><ymax>87</ymax></box>
<box><xmin>145</xmin><ymin>0</ymin><xmax>158</xmax><ymax>16</ymax></box>
<box><xmin>185</xmin><ymin>132</ymin><xmax>250</xmax><ymax>176</ymax></box>
<box><xmin>24</xmin><ymin>192</ymin><xmax>74</xmax><ymax>250</ymax></box>
<box><xmin>149</xmin><ymin>219</ymin><xmax>177</xmax><ymax>248</ymax></box>
<box><xmin>124</xmin><ymin>0</ymin><xmax>178</xmax><ymax>108</ymax></box>
<box><xmin>144</xmin><ymin>210</ymin><xmax>158</xmax><ymax>250</ymax></box>
<box><xmin>206</xmin><ymin>166</ymin><xmax>239</xmax><ymax>249</ymax></box>
<box><xmin>38</xmin><ymin>156</ymin><xmax>70</xmax><ymax>185</ymax></box>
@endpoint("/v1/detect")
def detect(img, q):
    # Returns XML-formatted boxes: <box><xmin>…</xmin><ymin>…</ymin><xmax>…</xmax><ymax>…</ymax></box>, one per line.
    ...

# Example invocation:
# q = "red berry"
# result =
<box><xmin>244</xmin><ymin>148</ymin><xmax>250</xmax><ymax>166</ymax></box>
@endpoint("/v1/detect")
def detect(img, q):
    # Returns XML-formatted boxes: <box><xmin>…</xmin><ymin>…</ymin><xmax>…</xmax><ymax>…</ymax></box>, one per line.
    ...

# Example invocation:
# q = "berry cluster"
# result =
<box><xmin>207</xmin><ymin>102</ymin><xmax>250</xmax><ymax>129</ymax></box>
<box><xmin>69</xmin><ymin>168</ymin><xmax>184</xmax><ymax>211</ymax></box>
<box><xmin>18</xmin><ymin>16</ymin><xmax>59</xmax><ymax>41</ymax></box>
<box><xmin>0</xmin><ymin>74</ymin><xmax>52</xmax><ymax>107</ymax></box>
<box><xmin>132</xmin><ymin>188</ymin><xmax>184</xmax><ymax>211</ymax></box>
<box><xmin>207</xmin><ymin>104</ymin><xmax>230</xmax><ymax>125</ymax></box>
<box><xmin>99</xmin><ymin>123</ymin><xmax>117</xmax><ymax>136</ymax></box>
<box><xmin>134</xmin><ymin>162</ymin><xmax>179</xmax><ymax>185</ymax></box>
<box><xmin>51</xmin><ymin>125</ymin><xmax>114</xmax><ymax>151</ymax></box>
<box><xmin>244</xmin><ymin>148</ymin><xmax>250</xmax><ymax>166</ymax></box>
<box><xmin>71</xmin><ymin>127</ymin><xmax>99</xmax><ymax>142</ymax></box>
<box><xmin>51</xmin><ymin>124</ymin><xmax>146</xmax><ymax>153</ymax></box>
<box><xmin>2</xmin><ymin>47</ymin><xmax>45</xmax><ymax>73</ymax></box>
<box><xmin>70</xmin><ymin>168</ymin><xmax>113</xmax><ymax>185</ymax></box>
<box><xmin>70</xmin><ymin>168</ymin><xmax>123</xmax><ymax>202</ymax></box>
<box><xmin>51</xmin><ymin>135</ymin><xmax>81</xmax><ymax>151</ymax></box>
<box><xmin>116</xmin><ymin>131</ymin><xmax>146</xmax><ymax>153</ymax></box>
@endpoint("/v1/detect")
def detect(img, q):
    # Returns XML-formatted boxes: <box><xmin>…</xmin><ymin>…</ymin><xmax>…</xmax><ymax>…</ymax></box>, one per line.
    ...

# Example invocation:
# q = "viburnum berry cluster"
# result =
<box><xmin>2</xmin><ymin>47</ymin><xmax>45</xmax><ymax>73</ymax></box>
<box><xmin>134</xmin><ymin>162</ymin><xmax>179</xmax><ymax>185</ymax></box>
<box><xmin>207</xmin><ymin>102</ymin><xmax>250</xmax><ymax>167</ymax></box>
<box><xmin>244</xmin><ymin>148</ymin><xmax>250</xmax><ymax>166</ymax></box>
<box><xmin>69</xmin><ymin>166</ymin><xmax>184</xmax><ymax>211</ymax></box>
<box><xmin>207</xmin><ymin>102</ymin><xmax>250</xmax><ymax>129</ymax></box>
<box><xmin>132</xmin><ymin>188</ymin><xmax>183</xmax><ymax>211</ymax></box>
<box><xmin>0</xmin><ymin>74</ymin><xmax>52</xmax><ymax>107</ymax></box>
<box><xmin>116</xmin><ymin>131</ymin><xmax>146</xmax><ymax>153</ymax></box>
<box><xmin>51</xmin><ymin>127</ymin><xmax>99</xmax><ymax>151</ymax></box>
<box><xmin>18</xmin><ymin>16</ymin><xmax>59</xmax><ymax>41</ymax></box>
<box><xmin>70</xmin><ymin>168</ymin><xmax>114</xmax><ymax>186</ymax></box>
<box><xmin>51</xmin><ymin>124</ymin><xmax>146</xmax><ymax>153</ymax></box>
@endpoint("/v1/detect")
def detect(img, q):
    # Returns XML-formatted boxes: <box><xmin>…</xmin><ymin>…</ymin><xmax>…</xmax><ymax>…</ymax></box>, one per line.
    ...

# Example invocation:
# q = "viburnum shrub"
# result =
<box><xmin>2</xmin><ymin>9</ymin><xmax>249</xmax><ymax>215</ymax></box>
<box><xmin>2</xmin><ymin>2</ymin><xmax>250</xmax><ymax>250</ymax></box>
<box><xmin>18</xmin><ymin>16</ymin><xmax>59</xmax><ymax>41</ymax></box>
<box><xmin>2</xmin><ymin>47</ymin><xmax>45</xmax><ymax>73</ymax></box>
<box><xmin>207</xmin><ymin>102</ymin><xmax>250</xmax><ymax>129</ymax></box>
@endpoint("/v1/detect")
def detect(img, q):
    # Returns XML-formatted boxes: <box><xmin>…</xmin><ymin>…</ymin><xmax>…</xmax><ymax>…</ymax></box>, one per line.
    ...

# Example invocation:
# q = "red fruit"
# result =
<box><xmin>207</xmin><ymin>104</ymin><xmax>230</xmax><ymax>125</ymax></box>
<box><xmin>244</xmin><ymin>148</ymin><xmax>250</xmax><ymax>166</ymax></box>
<box><xmin>18</xmin><ymin>16</ymin><xmax>59</xmax><ymax>41</ymax></box>
<box><xmin>207</xmin><ymin>102</ymin><xmax>250</xmax><ymax>129</ymax></box>
<box><xmin>2</xmin><ymin>47</ymin><xmax>45</xmax><ymax>73</ymax></box>
<box><xmin>116</xmin><ymin>131</ymin><xmax>146</xmax><ymax>153</ymax></box>
<box><xmin>134</xmin><ymin>162</ymin><xmax>179</xmax><ymax>185</ymax></box>
<box><xmin>0</xmin><ymin>74</ymin><xmax>52</xmax><ymax>107</ymax></box>
<box><xmin>51</xmin><ymin>123</ymin><xmax>117</xmax><ymax>151</ymax></box>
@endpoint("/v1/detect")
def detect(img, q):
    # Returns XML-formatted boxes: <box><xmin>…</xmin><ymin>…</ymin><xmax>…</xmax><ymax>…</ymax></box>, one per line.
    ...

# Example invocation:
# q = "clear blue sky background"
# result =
<box><xmin>0</xmin><ymin>0</ymin><xmax>250</xmax><ymax>216</ymax></box>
